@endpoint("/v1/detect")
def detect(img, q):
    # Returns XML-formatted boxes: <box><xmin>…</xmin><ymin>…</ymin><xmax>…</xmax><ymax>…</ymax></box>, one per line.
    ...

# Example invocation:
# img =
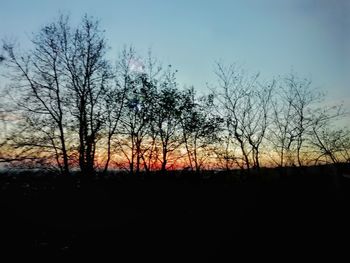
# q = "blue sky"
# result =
<box><xmin>0</xmin><ymin>0</ymin><xmax>349</xmax><ymax>106</ymax></box>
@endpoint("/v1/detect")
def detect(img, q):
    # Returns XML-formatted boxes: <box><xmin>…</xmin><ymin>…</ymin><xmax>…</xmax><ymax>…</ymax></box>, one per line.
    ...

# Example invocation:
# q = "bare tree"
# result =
<box><xmin>284</xmin><ymin>74</ymin><xmax>322</xmax><ymax>166</ymax></box>
<box><xmin>269</xmin><ymin>74</ymin><xmax>343</xmax><ymax>167</ymax></box>
<box><xmin>136</xmin><ymin>50</ymin><xmax>162</xmax><ymax>172</ymax></box>
<box><xmin>59</xmin><ymin>15</ymin><xmax>112</xmax><ymax>175</ymax></box>
<box><xmin>116</xmin><ymin>61</ymin><xmax>157</xmax><ymax>173</ymax></box>
<box><xmin>2</xmin><ymin>18</ymin><xmax>70</xmax><ymax>174</ymax></box>
<box><xmin>2</xmin><ymin>14</ymin><xmax>113</xmax><ymax>175</ymax></box>
<box><xmin>213</xmin><ymin>64</ymin><xmax>250</xmax><ymax>169</ymax></box>
<box><xmin>311</xmin><ymin>127</ymin><xmax>350</xmax><ymax>165</ymax></box>
<box><xmin>269</xmin><ymin>87</ymin><xmax>298</xmax><ymax>167</ymax></box>
<box><xmin>307</xmin><ymin>100</ymin><xmax>348</xmax><ymax>165</ymax></box>
<box><xmin>241</xmin><ymin>81</ymin><xmax>273</xmax><ymax>169</ymax></box>
<box><xmin>213</xmin><ymin>63</ymin><xmax>272</xmax><ymax>170</ymax></box>
<box><xmin>181</xmin><ymin>89</ymin><xmax>223</xmax><ymax>171</ymax></box>
<box><xmin>152</xmin><ymin>66</ymin><xmax>184</xmax><ymax>172</ymax></box>
<box><xmin>101</xmin><ymin>48</ymin><xmax>137</xmax><ymax>174</ymax></box>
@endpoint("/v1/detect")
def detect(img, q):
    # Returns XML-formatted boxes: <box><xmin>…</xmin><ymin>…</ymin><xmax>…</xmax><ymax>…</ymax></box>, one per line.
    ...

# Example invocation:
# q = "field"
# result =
<box><xmin>0</xmin><ymin>166</ymin><xmax>349</xmax><ymax>261</ymax></box>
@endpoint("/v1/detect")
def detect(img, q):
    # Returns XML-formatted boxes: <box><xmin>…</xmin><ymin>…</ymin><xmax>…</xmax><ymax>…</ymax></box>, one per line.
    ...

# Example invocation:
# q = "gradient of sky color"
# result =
<box><xmin>0</xmin><ymin>0</ymin><xmax>349</xmax><ymax>108</ymax></box>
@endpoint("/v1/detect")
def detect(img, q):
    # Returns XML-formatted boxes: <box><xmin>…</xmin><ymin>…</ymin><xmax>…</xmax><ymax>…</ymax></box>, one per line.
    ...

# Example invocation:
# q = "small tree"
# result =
<box><xmin>181</xmin><ymin>88</ymin><xmax>222</xmax><ymax>171</ymax></box>
<box><xmin>153</xmin><ymin>66</ymin><xmax>184</xmax><ymax>172</ymax></box>
<box><xmin>213</xmin><ymin>63</ymin><xmax>272</xmax><ymax>170</ymax></box>
<box><xmin>269</xmin><ymin>74</ymin><xmax>344</xmax><ymax>167</ymax></box>
<box><xmin>115</xmin><ymin>53</ymin><xmax>158</xmax><ymax>174</ymax></box>
<box><xmin>311</xmin><ymin>128</ymin><xmax>350</xmax><ymax>165</ymax></box>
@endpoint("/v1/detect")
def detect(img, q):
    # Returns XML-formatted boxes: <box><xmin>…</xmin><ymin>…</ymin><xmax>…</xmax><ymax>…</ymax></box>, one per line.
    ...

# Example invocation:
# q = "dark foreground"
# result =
<box><xmin>0</xmin><ymin>167</ymin><xmax>349</xmax><ymax>261</ymax></box>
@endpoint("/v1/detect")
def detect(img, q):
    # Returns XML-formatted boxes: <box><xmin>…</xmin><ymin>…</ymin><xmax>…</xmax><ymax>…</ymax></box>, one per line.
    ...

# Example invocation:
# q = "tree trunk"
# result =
<box><xmin>59</xmin><ymin>127</ymin><xmax>70</xmax><ymax>176</ymax></box>
<box><xmin>161</xmin><ymin>148</ymin><xmax>167</xmax><ymax>172</ymax></box>
<box><xmin>103</xmin><ymin>134</ymin><xmax>112</xmax><ymax>174</ymax></box>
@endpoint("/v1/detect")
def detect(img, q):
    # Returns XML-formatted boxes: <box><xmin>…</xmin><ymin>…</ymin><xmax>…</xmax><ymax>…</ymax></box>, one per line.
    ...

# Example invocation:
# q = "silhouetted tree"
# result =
<box><xmin>241</xmin><ymin>81</ymin><xmax>273</xmax><ymax>169</ymax></box>
<box><xmin>181</xmin><ymin>88</ymin><xmax>223</xmax><ymax>171</ymax></box>
<box><xmin>268</xmin><ymin>74</ymin><xmax>346</xmax><ymax>167</ymax></box>
<box><xmin>286</xmin><ymin>75</ymin><xmax>318</xmax><ymax>166</ymax></box>
<box><xmin>269</xmin><ymin>74</ymin><xmax>322</xmax><ymax>167</ymax></box>
<box><xmin>308</xmin><ymin>101</ymin><xmax>348</xmax><ymax>165</ymax></box>
<box><xmin>2</xmin><ymin>18</ymin><xmax>71</xmax><ymax>174</ymax></box>
<box><xmin>115</xmin><ymin>55</ymin><xmax>157</xmax><ymax>173</ymax></box>
<box><xmin>137</xmin><ymin>51</ymin><xmax>163</xmax><ymax>172</ymax></box>
<box><xmin>61</xmin><ymin>15</ymin><xmax>112</xmax><ymax>175</ymax></box>
<box><xmin>153</xmin><ymin>66</ymin><xmax>184</xmax><ymax>172</ymax></box>
<box><xmin>213</xmin><ymin>63</ymin><xmax>272</xmax><ymax>170</ymax></box>
<box><xmin>101</xmin><ymin>48</ymin><xmax>137</xmax><ymax>174</ymax></box>
<box><xmin>2</xmin><ymin>14</ymin><xmax>113</xmax><ymax>175</ymax></box>
<box><xmin>311</xmin><ymin>128</ymin><xmax>350</xmax><ymax>164</ymax></box>
<box><xmin>213</xmin><ymin>64</ymin><xmax>250</xmax><ymax>169</ymax></box>
<box><xmin>269</xmin><ymin>83</ymin><xmax>299</xmax><ymax>167</ymax></box>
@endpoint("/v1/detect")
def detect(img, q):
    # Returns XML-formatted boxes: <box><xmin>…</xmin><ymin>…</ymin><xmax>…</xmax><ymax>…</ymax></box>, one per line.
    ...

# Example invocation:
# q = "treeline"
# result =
<box><xmin>0</xmin><ymin>14</ymin><xmax>349</xmax><ymax>175</ymax></box>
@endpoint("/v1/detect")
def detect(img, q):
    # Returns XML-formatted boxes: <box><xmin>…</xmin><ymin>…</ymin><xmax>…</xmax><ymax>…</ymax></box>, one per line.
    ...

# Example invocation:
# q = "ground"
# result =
<box><xmin>0</xmin><ymin>168</ymin><xmax>349</xmax><ymax>261</ymax></box>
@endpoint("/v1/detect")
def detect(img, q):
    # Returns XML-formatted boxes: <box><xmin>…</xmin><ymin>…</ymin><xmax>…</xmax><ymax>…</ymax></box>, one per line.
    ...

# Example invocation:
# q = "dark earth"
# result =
<box><xmin>0</xmin><ymin>166</ymin><xmax>349</xmax><ymax>261</ymax></box>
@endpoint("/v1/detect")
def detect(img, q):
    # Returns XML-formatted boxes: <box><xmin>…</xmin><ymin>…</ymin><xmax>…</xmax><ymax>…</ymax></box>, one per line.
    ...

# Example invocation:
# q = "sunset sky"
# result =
<box><xmin>0</xmin><ymin>0</ymin><xmax>349</xmax><ymax>113</ymax></box>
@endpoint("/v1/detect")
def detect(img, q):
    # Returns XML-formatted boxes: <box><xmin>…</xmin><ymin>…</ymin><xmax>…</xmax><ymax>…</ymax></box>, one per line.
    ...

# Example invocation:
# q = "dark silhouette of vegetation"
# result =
<box><xmin>0</xmin><ymin>13</ymin><xmax>349</xmax><ymax>176</ymax></box>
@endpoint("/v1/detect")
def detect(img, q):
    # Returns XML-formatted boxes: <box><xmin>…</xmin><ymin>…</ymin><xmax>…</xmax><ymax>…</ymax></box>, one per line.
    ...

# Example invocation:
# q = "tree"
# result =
<box><xmin>61</xmin><ymin>15</ymin><xmax>112</xmax><ymax>175</ymax></box>
<box><xmin>311</xmin><ymin>127</ymin><xmax>350</xmax><ymax>165</ymax></box>
<box><xmin>181</xmin><ymin>88</ymin><xmax>223</xmax><ymax>171</ymax></box>
<box><xmin>240</xmin><ymin>81</ymin><xmax>273</xmax><ymax>169</ymax></box>
<box><xmin>269</xmin><ymin>83</ymin><xmax>299</xmax><ymax>167</ymax></box>
<box><xmin>286</xmin><ymin>75</ymin><xmax>317</xmax><ymax>166</ymax></box>
<box><xmin>2</xmin><ymin>14</ymin><xmax>112</xmax><ymax>175</ymax></box>
<box><xmin>115</xmin><ymin>52</ymin><xmax>158</xmax><ymax>174</ymax></box>
<box><xmin>153</xmin><ymin>66</ymin><xmax>184</xmax><ymax>172</ymax></box>
<box><xmin>308</xmin><ymin>101</ymin><xmax>348</xmax><ymax>165</ymax></box>
<box><xmin>268</xmin><ymin>74</ymin><xmax>344</xmax><ymax>167</ymax></box>
<box><xmin>270</xmin><ymin>74</ymin><xmax>322</xmax><ymax>167</ymax></box>
<box><xmin>213</xmin><ymin>63</ymin><xmax>273</xmax><ymax>170</ymax></box>
<box><xmin>2</xmin><ymin>18</ymin><xmax>70</xmax><ymax>174</ymax></box>
<box><xmin>101</xmin><ymin>48</ymin><xmax>136</xmax><ymax>174</ymax></box>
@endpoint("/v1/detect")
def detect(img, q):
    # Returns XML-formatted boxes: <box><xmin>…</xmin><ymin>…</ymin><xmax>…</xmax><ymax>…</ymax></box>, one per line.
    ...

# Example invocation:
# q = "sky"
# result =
<box><xmin>0</xmin><ymin>0</ymin><xmax>349</xmax><ymax>108</ymax></box>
